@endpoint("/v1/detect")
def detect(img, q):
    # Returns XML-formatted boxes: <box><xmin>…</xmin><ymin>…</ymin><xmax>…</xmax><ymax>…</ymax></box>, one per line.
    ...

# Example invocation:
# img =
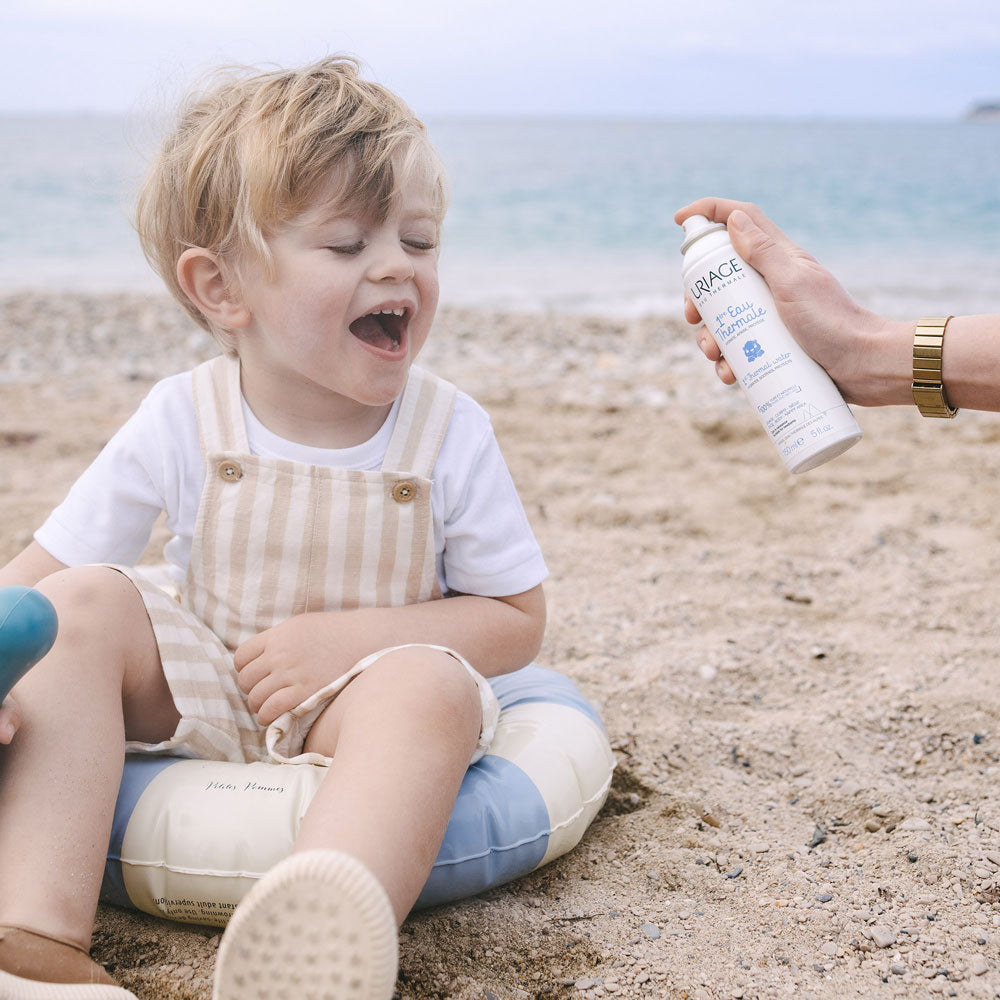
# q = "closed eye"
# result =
<box><xmin>403</xmin><ymin>239</ymin><xmax>438</xmax><ymax>252</ymax></box>
<box><xmin>327</xmin><ymin>240</ymin><xmax>366</xmax><ymax>255</ymax></box>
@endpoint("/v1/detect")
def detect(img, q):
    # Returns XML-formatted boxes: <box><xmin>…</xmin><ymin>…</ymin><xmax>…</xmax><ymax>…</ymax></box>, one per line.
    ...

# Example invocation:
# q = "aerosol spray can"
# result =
<box><xmin>680</xmin><ymin>215</ymin><xmax>862</xmax><ymax>474</ymax></box>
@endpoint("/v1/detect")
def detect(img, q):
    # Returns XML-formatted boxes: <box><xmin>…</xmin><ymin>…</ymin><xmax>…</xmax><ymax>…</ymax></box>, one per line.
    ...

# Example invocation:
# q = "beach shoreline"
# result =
<box><xmin>3</xmin><ymin>291</ymin><xmax>1000</xmax><ymax>999</ymax></box>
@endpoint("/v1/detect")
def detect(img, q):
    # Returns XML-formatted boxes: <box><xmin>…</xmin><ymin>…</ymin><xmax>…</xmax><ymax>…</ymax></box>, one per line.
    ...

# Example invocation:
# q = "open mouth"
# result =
<box><xmin>349</xmin><ymin>307</ymin><xmax>408</xmax><ymax>354</ymax></box>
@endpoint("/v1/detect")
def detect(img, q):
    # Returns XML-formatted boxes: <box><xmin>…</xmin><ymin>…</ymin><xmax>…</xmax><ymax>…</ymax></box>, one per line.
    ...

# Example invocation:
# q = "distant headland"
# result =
<box><xmin>966</xmin><ymin>101</ymin><xmax>1000</xmax><ymax>121</ymax></box>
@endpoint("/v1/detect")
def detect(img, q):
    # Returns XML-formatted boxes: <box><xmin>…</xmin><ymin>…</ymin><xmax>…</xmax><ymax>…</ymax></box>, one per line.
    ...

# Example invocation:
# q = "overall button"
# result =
<box><xmin>217</xmin><ymin>460</ymin><xmax>244</xmax><ymax>482</ymax></box>
<box><xmin>392</xmin><ymin>480</ymin><xmax>417</xmax><ymax>503</ymax></box>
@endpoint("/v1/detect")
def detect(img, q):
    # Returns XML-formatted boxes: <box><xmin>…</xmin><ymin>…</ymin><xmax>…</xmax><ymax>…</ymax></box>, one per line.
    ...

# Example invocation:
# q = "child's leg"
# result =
<box><xmin>0</xmin><ymin>567</ymin><xmax>178</xmax><ymax>951</ymax></box>
<box><xmin>212</xmin><ymin>646</ymin><xmax>482</xmax><ymax>1000</ymax></box>
<box><xmin>295</xmin><ymin>645</ymin><xmax>482</xmax><ymax>921</ymax></box>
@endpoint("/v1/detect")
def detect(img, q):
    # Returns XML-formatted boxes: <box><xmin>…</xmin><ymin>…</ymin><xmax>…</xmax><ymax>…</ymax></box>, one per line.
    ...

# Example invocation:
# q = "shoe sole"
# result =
<box><xmin>0</xmin><ymin>970</ymin><xmax>136</xmax><ymax>1000</ymax></box>
<box><xmin>212</xmin><ymin>850</ymin><xmax>398</xmax><ymax>1000</ymax></box>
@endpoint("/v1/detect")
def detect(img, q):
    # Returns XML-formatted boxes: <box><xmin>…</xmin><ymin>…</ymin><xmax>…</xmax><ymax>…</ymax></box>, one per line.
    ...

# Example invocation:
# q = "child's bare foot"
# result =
<box><xmin>0</xmin><ymin>925</ymin><xmax>137</xmax><ymax>999</ymax></box>
<box><xmin>212</xmin><ymin>850</ymin><xmax>398</xmax><ymax>1000</ymax></box>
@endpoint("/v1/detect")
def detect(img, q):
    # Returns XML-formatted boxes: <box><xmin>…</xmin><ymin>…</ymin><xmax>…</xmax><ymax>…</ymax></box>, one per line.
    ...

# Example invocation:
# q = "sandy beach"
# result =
<box><xmin>2</xmin><ymin>290</ymin><xmax>999</xmax><ymax>1000</ymax></box>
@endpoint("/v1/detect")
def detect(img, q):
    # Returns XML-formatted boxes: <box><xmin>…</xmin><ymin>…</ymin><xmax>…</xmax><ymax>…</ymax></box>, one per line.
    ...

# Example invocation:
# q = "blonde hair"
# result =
<box><xmin>134</xmin><ymin>56</ymin><xmax>448</xmax><ymax>344</ymax></box>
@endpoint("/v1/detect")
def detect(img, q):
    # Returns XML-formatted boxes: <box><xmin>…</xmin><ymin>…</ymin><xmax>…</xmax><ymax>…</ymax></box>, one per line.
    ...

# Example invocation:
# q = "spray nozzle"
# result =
<box><xmin>679</xmin><ymin>214</ymin><xmax>727</xmax><ymax>255</ymax></box>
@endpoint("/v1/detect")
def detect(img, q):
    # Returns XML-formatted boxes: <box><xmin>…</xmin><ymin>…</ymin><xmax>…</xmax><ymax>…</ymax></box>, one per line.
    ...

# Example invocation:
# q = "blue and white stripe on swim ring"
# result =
<box><xmin>101</xmin><ymin>664</ymin><xmax>615</xmax><ymax>926</ymax></box>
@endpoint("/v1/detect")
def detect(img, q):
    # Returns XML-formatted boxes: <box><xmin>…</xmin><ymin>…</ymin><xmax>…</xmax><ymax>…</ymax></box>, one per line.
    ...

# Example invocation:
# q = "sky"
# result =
<box><xmin>1</xmin><ymin>0</ymin><xmax>998</xmax><ymax>119</ymax></box>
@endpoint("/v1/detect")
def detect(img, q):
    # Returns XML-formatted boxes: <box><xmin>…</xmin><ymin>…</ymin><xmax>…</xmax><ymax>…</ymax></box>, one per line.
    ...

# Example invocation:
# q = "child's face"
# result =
<box><xmin>234</xmin><ymin>165</ymin><xmax>441</xmax><ymax>423</ymax></box>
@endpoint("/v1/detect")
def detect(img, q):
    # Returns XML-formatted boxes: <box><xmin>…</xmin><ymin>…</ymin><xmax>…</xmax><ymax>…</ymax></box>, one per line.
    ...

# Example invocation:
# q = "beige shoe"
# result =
<box><xmin>0</xmin><ymin>926</ymin><xmax>137</xmax><ymax>1000</ymax></box>
<box><xmin>212</xmin><ymin>850</ymin><xmax>398</xmax><ymax>1000</ymax></box>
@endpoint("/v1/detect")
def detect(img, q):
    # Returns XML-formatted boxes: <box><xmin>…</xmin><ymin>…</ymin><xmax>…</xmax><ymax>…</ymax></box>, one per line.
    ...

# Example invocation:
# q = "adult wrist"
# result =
<box><xmin>850</xmin><ymin>313</ymin><xmax>914</xmax><ymax>407</ymax></box>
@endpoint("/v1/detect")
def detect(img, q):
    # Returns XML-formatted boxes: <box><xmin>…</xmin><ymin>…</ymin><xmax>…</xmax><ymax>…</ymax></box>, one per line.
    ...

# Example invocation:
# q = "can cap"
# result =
<box><xmin>680</xmin><ymin>214</ymin><xmax>727</xmax><ymax>255</ymax></box>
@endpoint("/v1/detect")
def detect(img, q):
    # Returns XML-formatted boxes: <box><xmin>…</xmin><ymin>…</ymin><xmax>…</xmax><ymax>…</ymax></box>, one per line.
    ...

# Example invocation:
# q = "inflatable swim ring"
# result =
<box><xmin>102</xmin><ymin>664</ymin><xmax>615</xmax><ymax>926</ymax></box>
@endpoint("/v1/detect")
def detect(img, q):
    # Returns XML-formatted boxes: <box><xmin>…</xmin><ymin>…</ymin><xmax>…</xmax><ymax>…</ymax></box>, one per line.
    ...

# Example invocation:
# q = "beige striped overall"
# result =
<box><xmin>118</xmin><ymin>355</ymin><xmax>498</xmax><ymax>765</ymax></box>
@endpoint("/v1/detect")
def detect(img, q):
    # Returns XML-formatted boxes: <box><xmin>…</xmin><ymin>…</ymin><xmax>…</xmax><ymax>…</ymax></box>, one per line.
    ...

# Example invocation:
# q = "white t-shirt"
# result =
<box><xmin>35</xmin><ymin>369</ymin><xmax>548</xmax><ymax>598</ymax></box>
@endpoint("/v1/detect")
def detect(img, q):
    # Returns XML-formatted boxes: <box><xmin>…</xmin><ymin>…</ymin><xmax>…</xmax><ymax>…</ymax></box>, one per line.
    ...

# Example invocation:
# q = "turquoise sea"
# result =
<box><xmin>1</xmin><ymin>115</ymin><xmax>998</xmax><ymax>316</ymax></box>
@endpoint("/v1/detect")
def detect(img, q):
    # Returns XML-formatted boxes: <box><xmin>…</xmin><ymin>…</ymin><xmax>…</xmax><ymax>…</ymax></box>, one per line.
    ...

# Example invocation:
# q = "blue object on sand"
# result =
<box><xmin>0</xmin><ymin>586</ymin><xmax>58</xmax><ymax>704</ymax></box>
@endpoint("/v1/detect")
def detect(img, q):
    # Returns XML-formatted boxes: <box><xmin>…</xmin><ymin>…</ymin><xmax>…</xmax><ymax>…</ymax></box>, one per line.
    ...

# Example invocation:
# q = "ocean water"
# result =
<box><xmin>1</xmin><ymin>115</ymin><xmax>998</xmax><ymax>317</ymax></box>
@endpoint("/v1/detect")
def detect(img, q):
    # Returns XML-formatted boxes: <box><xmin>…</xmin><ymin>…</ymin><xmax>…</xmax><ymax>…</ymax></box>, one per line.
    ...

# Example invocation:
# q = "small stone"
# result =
<box><xmin>751</xmin><ymin>841</ymin><xmax>769</xmax><ymax>853</ymax></box>
<box><xmin>870</xmin><ymin>925</ymin><xmax>897</xmax><ymax>948</ymax></box>
<box><xmin>640</xmin><ymin>923</ymin><xmax>660</xmax><ymax>940</ymax></box>
<box><xmin>891</xmin><ymin>963</ymin><xmax>907</xmax><ymax>975</ymax></box>
<box><xmin>575</xmin><ymin>978</ymin><xmax>601</xmax><ymax>991</ymax></box>
<box><xmin>816</xmin><ymin>893</ymin><xmax>833</xmax><ymax>903</ymax></box>
<box><xmin>970</xmin><ymin>956</ymin><xmax>989</xmax><ymax>976</ymax></box>
<box><xmin>900</xmin><ymin>818</ymin><xmax>932</xmax><ymax>831</ymax></box>
<box><xmin>872</xmin><ymin>804</ymin><xmax>892</xmax><ymax>818</ymax></box>
<box><xmin>807</xmin><ymin>825</ymin><xmax>828</xmax><ymax>848</ymax></box>
<box><xmin>819</xmin><ymin>941</ymin><xmax>838</xmax><ymax>957</ymax></box>
<box><xmin>907</xmin><ymin>853</ymin><xmax>919</xmax><ymax>863</ymax></box>
<box><xmin>865</xmin><ymin>819</ymin><xmax>882</xmax><ymax>832</ymax></box>
<box><xmin>841</xmin><ymin>780</ymin><xmax>862</xmax><ymax>796</ymax></box>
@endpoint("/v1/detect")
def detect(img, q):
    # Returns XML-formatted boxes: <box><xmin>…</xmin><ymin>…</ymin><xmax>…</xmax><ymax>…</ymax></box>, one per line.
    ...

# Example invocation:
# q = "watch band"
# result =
<box><xmin>912</xmin><ymin>316</ymin><xmax>958</xmax><ymax>418</ymax></box>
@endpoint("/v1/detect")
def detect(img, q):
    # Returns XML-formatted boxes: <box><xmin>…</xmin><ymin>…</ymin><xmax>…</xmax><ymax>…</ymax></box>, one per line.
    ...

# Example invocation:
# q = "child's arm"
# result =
<box><xmin>234</xmin><ymin>585</ymin><xmax>546</xmax><ymax>727</ymax></box>
<box><xmin>0</xmin><ymin>541</ymin><xmax>68</xmax><ymax>589</ymax></box>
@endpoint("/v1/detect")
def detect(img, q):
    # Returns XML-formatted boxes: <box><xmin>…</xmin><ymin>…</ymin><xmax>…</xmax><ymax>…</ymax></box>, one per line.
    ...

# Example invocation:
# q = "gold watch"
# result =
<box><xmin>912</xmin><ymin>316</ymin><xmax>958</xmax><ymax>418</ymax></box>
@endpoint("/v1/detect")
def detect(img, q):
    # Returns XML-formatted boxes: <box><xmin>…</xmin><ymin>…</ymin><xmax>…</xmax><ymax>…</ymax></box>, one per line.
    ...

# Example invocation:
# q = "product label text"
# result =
<box><xmin>689</xmin><ymin>256</ymin><xmax>744</xmax><ymax>300</ymax></box>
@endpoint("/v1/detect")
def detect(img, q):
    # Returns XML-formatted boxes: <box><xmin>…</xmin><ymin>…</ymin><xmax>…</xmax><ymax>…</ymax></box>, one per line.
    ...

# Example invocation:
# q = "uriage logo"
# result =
<box><xmin>690</xmin><ymin>257</ymin><xmax>743</xmax><ymax>300</ymax></box>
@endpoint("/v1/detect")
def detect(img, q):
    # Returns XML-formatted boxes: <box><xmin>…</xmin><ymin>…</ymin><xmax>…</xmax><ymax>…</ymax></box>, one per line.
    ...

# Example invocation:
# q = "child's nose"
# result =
<box><xmin>367</xmin><ymin>241</ymin><xmax>414</xmax><ymax>283</ymax></box>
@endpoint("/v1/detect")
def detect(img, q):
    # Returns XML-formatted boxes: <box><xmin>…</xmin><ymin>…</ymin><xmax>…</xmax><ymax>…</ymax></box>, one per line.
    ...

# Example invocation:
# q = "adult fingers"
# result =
<box><xmin>715</xmin><ymin>356</ymin><xmax>736</xmax><ymax>386</ymax></box>
<box><xmin>675</xmin><ymin>196</ymin><xmax>752</xmax><ymax>226</ymax></box>
<box><xmin>675</xmin><ymin>198</ymin><xmax>798</xmax><ymax>253</ymax></box>
<box><xmin>694</xmin><ymin>326</ymin><xmax>721</xmax><ymax>363</ymax></box>
<box><xmin>724</xmin><ymin>209</ymin><xmax>801</xmax><ymax>292</ymax></box>
<box><xmin>683</xmin><ymin>293</ymin><xmax>703</xmax><ymax>327</ymax></box>
<box><xmin>688</xmin><ymin>317</ymin><xmax>735</xmax><ymax>384</ymax></box>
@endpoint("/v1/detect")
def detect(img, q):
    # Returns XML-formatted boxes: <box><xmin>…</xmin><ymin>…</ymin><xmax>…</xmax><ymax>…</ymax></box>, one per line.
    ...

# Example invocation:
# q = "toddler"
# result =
<box><xmin>0</xmin><ymin>57</ymin><xmax>547</xmax><ymax>1000</ymax></box>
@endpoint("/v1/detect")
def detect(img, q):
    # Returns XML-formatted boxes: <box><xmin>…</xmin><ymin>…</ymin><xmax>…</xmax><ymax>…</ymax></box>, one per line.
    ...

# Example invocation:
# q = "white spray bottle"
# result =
<box><xmin>680</xmin><ymin>214</ymin><xmax>862</xmax><ymax>474</ymax></box>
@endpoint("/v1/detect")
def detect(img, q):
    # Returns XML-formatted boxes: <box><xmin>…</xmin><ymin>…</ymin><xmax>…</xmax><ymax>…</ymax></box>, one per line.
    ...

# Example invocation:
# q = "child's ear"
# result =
<box><xmin>176</xmin><ymin>249</ymin><xmax>252</xmax><ymax>330</ymax></box>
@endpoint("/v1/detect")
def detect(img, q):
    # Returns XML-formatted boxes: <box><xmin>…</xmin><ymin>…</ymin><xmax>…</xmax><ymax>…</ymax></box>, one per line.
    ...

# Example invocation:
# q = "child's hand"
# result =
<box><xmin>0</xmin><ymin>695</ymin><xmax>21</xmax><ymax>745</ymax></box>
<box><xmin>234</xmin><ymin>613</ymin><xmax>354</xmax><ymax>726</ymax></box>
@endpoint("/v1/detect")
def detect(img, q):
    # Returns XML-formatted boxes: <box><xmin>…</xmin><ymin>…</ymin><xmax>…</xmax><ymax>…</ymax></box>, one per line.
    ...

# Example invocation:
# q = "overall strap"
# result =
<box><xmin>190</xmin><ymin>355</ymin><xmax>249</xmax><ymax>455</ymax></box>
<box><xmin>381</xmin><ymin>366</ymin><xmax>457</xmax><ymax>478</ymax></box>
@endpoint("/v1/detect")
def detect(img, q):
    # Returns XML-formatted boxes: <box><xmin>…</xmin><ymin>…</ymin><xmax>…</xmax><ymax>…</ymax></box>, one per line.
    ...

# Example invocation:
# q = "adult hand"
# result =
<box><xmin>675</xmin><ymin>198</ymin><xmax>897</xmax><ymax>405</ymax></box>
